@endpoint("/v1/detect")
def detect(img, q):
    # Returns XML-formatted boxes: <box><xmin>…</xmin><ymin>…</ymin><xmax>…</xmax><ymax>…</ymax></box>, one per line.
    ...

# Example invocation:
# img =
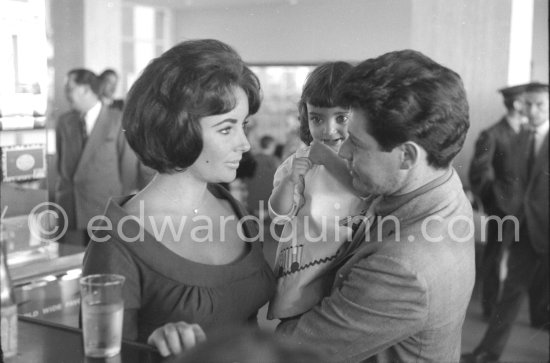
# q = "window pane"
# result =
<box><xmin>155</xmin><ymin>45</ymin><xmax>164</xmax><ymax>57</ymax></box>
<box><xmin>134</xmin><ymin>5</ymin><xmax>154</xmax><ymax>41</ymax></box>
<box><xmin>122</xmin><ymin>5</ymin><xmax>133</xmax><ymax>38</ymax></box>
<box><xmin>121</xmin><ymin>41</ymin><xmax>134</xmax><ymax>93</ymax></box>
<box><xmin>155</xmin><ymin>10</ymin><xmax>165</xmax><ymax>40</ymax></box>
<box><xmin>135</xmin><ymin>41</ymin><xmax>155</xmax><ymax>74</ymax></box>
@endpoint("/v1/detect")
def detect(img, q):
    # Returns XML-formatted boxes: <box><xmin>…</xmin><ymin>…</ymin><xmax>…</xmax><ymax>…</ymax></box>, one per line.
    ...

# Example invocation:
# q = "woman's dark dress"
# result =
<box><xmin>82</xmin><ymin>184</ymin><xmax>275</xmax><ymax>342</ymax></box>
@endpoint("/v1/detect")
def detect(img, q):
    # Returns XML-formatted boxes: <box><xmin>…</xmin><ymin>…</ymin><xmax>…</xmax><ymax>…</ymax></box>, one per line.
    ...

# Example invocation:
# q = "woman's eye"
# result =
<box><xmin>219</xmin><ymin>127</ymin><xmax>231</xmax><ymax>135</ymax></box>
<box><xmin>242</xmin><ymin>120</ymin><xmax>249</xmax><ymax>130</ymax></box>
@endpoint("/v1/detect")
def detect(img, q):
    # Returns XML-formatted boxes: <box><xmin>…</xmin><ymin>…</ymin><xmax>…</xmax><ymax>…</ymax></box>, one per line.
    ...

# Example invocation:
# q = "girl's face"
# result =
<box><xmin>306</xmin><ymin>104</ymin><xmax>350</xmax><ymax>152</ymax></box>
<box><xmin>188</xmin><ymin>87</ymin><xmax>251</xmax><ymax>183</ymax></box>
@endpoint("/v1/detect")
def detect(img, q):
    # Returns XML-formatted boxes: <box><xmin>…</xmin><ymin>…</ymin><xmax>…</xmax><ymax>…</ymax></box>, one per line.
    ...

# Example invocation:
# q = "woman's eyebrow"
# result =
<box><xmin>212</xmin><ymin>118</ymin><xmax>237</xmax><ymax>127</ymax></box>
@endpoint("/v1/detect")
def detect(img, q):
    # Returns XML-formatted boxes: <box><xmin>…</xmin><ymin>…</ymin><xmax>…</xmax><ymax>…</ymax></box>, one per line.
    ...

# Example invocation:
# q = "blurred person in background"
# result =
<box><xmin>468</xmin><ymin>84</ymin><xmax>527</xmax><ymax>319</ymax></box>
<box><xmin>55</xmin><ymin>68</ymin><xmax>149</xmax><ymax>246</ymax></box>
<box><xmin>245</xmin><ymin>134</ymin><xmax>280</xmax><ymax>217</ymax></box>
<box><xmin>228</xmin><ymin>151</ymin><xmax>258</xmax><ymax>208</ymax></box>
<box><xmin>98</xmin><ymin>68</ymin><xmax>124</xmax><ymax>111</ymax></box>
<box><xmin>463</xmin><ymin>82</ymin><xmax>549</xmax><ymax>363</ymax></box>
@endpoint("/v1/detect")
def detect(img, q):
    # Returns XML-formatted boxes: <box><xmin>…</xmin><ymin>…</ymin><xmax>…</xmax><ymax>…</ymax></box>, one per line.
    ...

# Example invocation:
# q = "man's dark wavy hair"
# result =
<box><xmin>337</xmin><ymin>50</ymin><xmax>469</xmax><ymax>168</ymax></box>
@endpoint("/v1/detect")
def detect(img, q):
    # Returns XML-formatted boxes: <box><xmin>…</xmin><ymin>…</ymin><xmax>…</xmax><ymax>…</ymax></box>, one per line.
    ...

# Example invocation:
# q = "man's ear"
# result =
<box><xmin>512</xmin><ymin>99</ymin><xmax>524</xmax><ymax>112</ymax></box>
<box><xmin>399</xmin><ymin>142</ymin><xmax>420</xmax><ymax>170</ymax></box>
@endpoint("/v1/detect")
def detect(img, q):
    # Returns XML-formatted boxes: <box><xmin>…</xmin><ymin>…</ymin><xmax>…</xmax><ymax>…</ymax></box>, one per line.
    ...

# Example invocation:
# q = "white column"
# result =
<box><xmin>507</xmin><ymin>0</ymin><xmax>534</xmax><ymax>85</ymax></box>
<box><xmin>83</xmin><ymin>0</ymin><xmax>122</xmax><ymax>77</ymax></box>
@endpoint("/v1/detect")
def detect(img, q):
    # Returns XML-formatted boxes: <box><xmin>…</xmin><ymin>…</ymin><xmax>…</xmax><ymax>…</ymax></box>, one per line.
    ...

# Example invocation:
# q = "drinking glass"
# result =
<box><xmin>80</xmin><ymin>274</ymin><xmax>125</xmax><ymax>358</ymax></box>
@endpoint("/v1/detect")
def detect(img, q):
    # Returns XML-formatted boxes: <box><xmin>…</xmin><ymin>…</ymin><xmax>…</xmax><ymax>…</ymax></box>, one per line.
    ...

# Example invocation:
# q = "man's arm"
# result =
<box><xmin>468</xmin><ymin>130</ymin><xmax>495</xmax><ymax>202</ymax></box>
<box><xmin>277</xmin><ymin>254</ymin><xmax>429</xmax><ymax>362</ymax></box>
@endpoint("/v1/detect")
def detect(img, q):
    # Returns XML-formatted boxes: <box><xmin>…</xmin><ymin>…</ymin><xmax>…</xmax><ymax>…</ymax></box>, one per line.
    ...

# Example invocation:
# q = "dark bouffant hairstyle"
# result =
<box><xmin>123</xmin><ymin>39</ymin><xmax>262</xmax><ymax>173</ymax></box>
<box><xmin>337</xmin><ymin>50</ymin><xmax>469</xmax><ymax>168</ymax></box>
<box><xmin>68</xmin><ymin>68</ymin><xmax>100</xmax><ymax>96</ymax></box>
<box><xmin>298</xmin><ymin>62</ymin><xmax>353</xmax><ymax>145</ymax></box>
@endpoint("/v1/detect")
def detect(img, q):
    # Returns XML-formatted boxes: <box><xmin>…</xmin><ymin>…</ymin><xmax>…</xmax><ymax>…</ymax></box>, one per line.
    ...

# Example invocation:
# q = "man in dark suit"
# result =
<box><xmin>55</xmin><ymin>69</ymin><xmax>152</xmax><ymax>245</ymax></box>
<box><xmin>463</xmin><ymin>82</ymin><xmax>549</xmax><ymax>363</ymax></box>
<box><xmin>469</xmin><ymin>84</ymin><xmax>526</xmax><ymax>318</ymax></box>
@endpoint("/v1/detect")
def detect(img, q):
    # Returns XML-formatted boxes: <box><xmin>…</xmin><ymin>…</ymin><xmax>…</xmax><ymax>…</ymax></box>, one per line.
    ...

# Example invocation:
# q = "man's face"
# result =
<box><xmin>524</xmin><ymin>91</ymin><xmax>549</xmax><ymax>127</ymax></box>
<box><xmin>102</xmin><ymin>74</ymin><xmax>118</xmax><ymax>99</ymax></box>
<box><xmin>338</xmin><ymin>109</ymin><xmax>404</xmax><ymax>197</ymax></box>
<box><xmin>64</xmin><ymin>76</ymin><xmax>87</xmax><ymax>112</ymax></box>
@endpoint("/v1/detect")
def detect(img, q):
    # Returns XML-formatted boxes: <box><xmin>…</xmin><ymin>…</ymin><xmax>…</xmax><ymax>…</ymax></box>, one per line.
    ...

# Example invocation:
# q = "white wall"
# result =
<box><xmin>532</xmin><ymin>0</ymin><xmax>549</xmax><ymax>82</ymax></box>
<box><xmin>47</xmin><ymin>0</ymin><xmax>548</xmax><ymax>184</ymax></box>
<box><xmin>49</xmin><ymin>0</ymin><xmax>85</xmax><ymax>122</ymax></box>
<box><xmin>175</xmin><ymin>0</ymin><xmax>412</xmax><ymax>63</ymax></box>
<box><xmin>175</xmin><ymin>0</ymin><xmax>524</xmax><ymax>184</ymax></box>
<box><xmin>410</xmin><ymin>0</ymin><xmax>514</xmax><ymax>183</ymax></box>
<box><xmin>84</xmin><ymin>0</ymin><xmax>122</xmax><ymax>80</ymax></box>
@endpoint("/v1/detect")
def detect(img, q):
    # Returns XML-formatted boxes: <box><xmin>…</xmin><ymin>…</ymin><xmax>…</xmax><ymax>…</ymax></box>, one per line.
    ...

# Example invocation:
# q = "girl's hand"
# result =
<box><xmin>290</xmin><ymin>157</ymin><xmax>313</xmax><ymax>183</ymax></box>
<box><xmin>308</xmin><ymin>141</ymin><xmax>335</xmax><ymax>165</ymax></box>
<box><xmin>147</xmin><ymin>322</ymin><xmax>206</xmax><ymax>357</ymax></box>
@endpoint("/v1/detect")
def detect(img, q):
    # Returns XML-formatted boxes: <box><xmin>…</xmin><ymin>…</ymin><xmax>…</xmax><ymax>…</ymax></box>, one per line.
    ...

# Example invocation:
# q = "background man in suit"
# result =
<box><xmin>463</xmin><ymin>82</ymin><xmax>549</xmax><ymax>363</ymax></box>
<box><xmin>469</xmin><ymin>84</ymin><xmax>526</xmax><ymax>318</ymax></box>
<box><xmin>55</xmin><ymin>68</ymin><xmax>151</xmax><ymax>246</ymax></box>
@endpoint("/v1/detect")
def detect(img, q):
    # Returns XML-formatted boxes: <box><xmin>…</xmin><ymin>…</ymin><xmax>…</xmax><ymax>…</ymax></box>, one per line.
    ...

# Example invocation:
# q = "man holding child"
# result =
<box><xmin>278</xmin><ymin>49</ymin><xmax>475</xmax><ymax>362</ymax></box>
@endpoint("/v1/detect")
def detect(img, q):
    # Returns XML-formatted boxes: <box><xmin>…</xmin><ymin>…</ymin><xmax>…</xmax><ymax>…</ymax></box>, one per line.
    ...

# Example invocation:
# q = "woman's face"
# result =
<box><xmin>188</xmin><ymin>87</ymin><xmax>251</xmax><ymax>183</ymax></box>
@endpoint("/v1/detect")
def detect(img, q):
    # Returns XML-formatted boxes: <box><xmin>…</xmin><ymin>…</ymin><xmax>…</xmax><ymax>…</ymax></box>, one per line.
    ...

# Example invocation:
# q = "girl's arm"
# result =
<box><xmin>268</xmin><ymin>155</ymin><xmax>312</xmax><ymax>219</ymax></box>
<box><xmin>308</xmin><ymin>141</ymin><xmax>361</xmax><ymax>196</ymax></box>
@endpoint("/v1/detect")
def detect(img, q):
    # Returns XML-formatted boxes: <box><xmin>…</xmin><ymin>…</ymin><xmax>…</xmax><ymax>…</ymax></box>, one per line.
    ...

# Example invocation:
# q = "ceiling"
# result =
<box><xmin>127</xmin><ymin>0</ymin><xmax>304</xmax><ymax>10</ymax></box>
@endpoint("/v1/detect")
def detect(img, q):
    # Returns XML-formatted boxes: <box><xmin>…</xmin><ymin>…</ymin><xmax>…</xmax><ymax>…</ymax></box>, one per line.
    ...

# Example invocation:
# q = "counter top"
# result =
<box><xmin>6</xmin><ymin>316</ymin><xmax>163</xmax><ymax>363</ymax></box>
<box><xmin>11</xmin><ymin>242</ymin><xmax>85</xmax><ymax>285</ymax></box>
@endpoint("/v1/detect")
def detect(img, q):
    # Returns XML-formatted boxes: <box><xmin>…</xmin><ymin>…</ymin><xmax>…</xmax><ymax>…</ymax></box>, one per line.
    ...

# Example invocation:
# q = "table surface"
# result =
<box><xmin>5</xmin><ymin>315</ymin><xmax>164</xmax><ymax>363</ymax></box>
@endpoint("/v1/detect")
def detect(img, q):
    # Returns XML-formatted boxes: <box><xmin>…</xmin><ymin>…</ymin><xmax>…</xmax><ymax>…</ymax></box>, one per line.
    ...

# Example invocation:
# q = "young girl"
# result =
<box><xmin>267</xmin><ymin>62</ymin><xmax>373</xmax><ymax>320</ymax></box>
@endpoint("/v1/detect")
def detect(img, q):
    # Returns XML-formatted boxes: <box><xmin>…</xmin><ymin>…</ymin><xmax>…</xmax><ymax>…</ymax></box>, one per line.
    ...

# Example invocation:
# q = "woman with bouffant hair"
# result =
<box><xmin>82</xmin><ymin>39</ymin><xmax>275</xmax><ymax>357</ymax></box>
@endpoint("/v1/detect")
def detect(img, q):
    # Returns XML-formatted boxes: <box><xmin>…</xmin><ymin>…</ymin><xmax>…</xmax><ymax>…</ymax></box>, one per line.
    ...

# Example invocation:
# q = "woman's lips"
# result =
<box><xmin>226</xmin><ymin>160</ymin><xmax>241</xmax><ymax>168</ymax></box>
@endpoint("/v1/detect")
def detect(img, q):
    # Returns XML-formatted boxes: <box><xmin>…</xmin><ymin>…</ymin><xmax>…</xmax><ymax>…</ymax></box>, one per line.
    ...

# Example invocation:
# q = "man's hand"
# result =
<box><xmin>147</xmin><ymin>322</ymin><xmax>206</xmax><ymax>357</ymax></box>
